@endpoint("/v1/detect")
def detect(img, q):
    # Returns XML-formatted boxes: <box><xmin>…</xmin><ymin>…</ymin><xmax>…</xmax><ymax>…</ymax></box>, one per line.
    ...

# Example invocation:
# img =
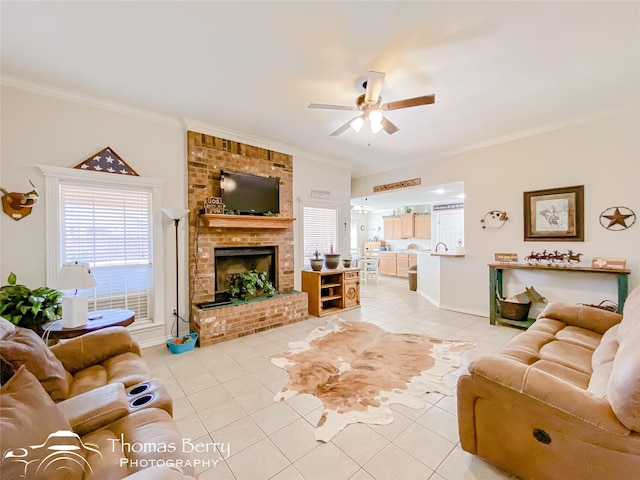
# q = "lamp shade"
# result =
<box><xmin>163</xmin><ymin>208</ymin><xmax>189</xmax><ymax>220</ymax></box>
<box><xmin>55</xmin><ymin>261</ymin><xmax>97</xmax><ymax>291</ymax></box>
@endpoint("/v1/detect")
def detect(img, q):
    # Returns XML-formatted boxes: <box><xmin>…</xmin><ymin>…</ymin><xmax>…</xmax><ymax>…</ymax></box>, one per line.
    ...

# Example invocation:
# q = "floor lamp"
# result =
<box><xmin>163</xmin><ymin>208</ymin><xmax>189</xmax><ymax>338</ymax></box>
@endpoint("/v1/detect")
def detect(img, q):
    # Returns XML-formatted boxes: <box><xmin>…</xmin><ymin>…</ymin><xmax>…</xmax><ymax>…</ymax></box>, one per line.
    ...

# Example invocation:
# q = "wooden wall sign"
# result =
<box><xmin>433</xmin><ymin>203</ymin><xmax>464</xmax><ymax>211</ymax></box>
<box><xmin>494</xmin><ymin>253</ymin><xmax>518</xmax><ymax>263</ymax></box>
<box><xmin>373</xmin><ymin>178</ymin><xmax>421</xmax><ymax>193</ymax></box>
<box><xmin>204</xmin><ymin>196</ymin><xmax>224</xmax><ymax>214</ymax></box>
<box><xmin>591</xmin><ymin>258</ymin><xmax>627</xmax><ymax>270</ymax></box>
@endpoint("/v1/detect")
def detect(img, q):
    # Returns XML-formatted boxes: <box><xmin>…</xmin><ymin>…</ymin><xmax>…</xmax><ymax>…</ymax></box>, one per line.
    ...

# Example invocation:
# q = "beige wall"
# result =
<box><xmin>352</xmin><ymin>109</ymin><xmax>640</xmax><ymax>315</ymax></box>
<box><xmin>0</xmin><ymin>83</ymin><xmax>352</xmax><ymax>344</ymax></box>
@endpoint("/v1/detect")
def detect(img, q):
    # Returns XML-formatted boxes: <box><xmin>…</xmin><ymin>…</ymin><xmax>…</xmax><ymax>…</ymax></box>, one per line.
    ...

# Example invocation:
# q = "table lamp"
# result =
<box><xmin>55</xmin><ymin>261</ymin><xmax>97</xmax><ymax>328</ymax></box>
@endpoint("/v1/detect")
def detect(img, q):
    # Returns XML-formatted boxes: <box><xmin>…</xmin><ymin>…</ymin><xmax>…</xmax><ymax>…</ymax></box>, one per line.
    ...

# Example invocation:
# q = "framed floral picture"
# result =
<box><xmin>523</xmin><ymin>185</ymin><xmax>584</xmax><ymax>241</ymax></box>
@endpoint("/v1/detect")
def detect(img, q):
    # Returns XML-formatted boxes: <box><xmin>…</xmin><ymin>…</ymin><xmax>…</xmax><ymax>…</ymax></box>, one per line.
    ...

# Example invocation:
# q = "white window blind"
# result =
<box><xmin>59</xmin><ymin>184</ymin><xmax>153</xmax><ymax>321</ymax></box>
<box><xmin>302</xmin><ymin>205</ymin><xmax>337</xmax><ymax>265</ymax></box>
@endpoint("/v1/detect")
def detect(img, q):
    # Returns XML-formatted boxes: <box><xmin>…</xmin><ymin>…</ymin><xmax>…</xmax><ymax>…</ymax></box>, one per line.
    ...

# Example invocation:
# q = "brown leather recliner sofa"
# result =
<box><xmin>0</xmin><ymin>317</ymin><xmax>197</xmax><ymax>479</ymax></box>
<box><xmin>457</xmin><ymin>285</ymin><xmax>640</xmax><ymax>480</ymax></box>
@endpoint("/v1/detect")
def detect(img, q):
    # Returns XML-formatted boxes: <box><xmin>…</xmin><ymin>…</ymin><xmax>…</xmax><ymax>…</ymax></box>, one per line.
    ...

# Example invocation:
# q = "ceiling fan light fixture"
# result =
<box><xmin>369</xmin><ymin>110</ymin><xmax>383</xmax><ymax>124</ymax></box>
<box><xmin>369</xmin><ymin>110</ymin><xmax>384</xmax><ymax>133</ymax></box>
<box><xmin>350</xmin><ymin>116</ymin><xmax>364</xmax><ymax>132</ymax></box>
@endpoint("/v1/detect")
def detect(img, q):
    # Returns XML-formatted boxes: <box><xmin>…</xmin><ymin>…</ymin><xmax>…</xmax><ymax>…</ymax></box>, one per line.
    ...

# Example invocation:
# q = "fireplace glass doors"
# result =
<box><xmin>214</xmin><ymin>247</ymin><xmax>276</xmax><ymax>293</ymax></box>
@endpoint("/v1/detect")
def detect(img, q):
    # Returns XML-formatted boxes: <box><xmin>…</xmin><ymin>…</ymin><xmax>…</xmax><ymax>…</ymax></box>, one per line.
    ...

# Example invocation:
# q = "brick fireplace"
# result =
<box><xmin>187</xmin><ymin>131</ymin><xmax>308</xmax><ymax>346</ymax></box>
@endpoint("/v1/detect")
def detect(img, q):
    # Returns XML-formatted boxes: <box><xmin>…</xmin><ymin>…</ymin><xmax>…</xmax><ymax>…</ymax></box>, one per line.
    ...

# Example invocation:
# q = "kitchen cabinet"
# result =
<box><xmin>414</xmin><ymin>214</ymin><xmax>431</xmax><ymax>239</ymax></box>
<box><xmin>401</xmin><ymin>213</ymin><xmax>415</xmax><ymax>238</ymax></box>
<box><xmin>396</xmin><ymin>253</ymin><xmax>417</xmax><ymax>278</ymax></box>
<box><xmin>383</xmin><ymin>215</ymin><xmax>414</xmax><ymax>239</ymax></box>
<box><xmin>379</xmin><ymin>252</ymin><xmax>417</xmax><ymax>277</ymax></box>
<box><xmin>378</xmin><ymin>252</ymin><xmax>397</xmax><ymax>276</ymax></box>
<box><xmin>383</xmin><ymin>217</ymin><xmax>403</xmax><ymax>239</ymax></box>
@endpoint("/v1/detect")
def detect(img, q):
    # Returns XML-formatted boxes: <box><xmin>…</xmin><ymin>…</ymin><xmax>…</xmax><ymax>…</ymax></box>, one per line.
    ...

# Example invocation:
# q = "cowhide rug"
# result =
<box><xmin>270</xmin><ymin>317</ymin><xmax>475</xmax><ymax>441</ymax></box>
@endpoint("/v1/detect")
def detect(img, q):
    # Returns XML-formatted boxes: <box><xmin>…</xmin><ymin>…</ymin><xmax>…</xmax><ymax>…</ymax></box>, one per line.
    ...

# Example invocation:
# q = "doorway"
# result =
<box><xmin>435</xmin><ymin>210</ymin><xmax>464</xmax><ymax>251</ymax></box>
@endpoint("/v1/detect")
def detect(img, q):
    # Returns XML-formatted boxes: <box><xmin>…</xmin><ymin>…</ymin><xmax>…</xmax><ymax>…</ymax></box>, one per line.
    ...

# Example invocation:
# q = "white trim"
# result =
<box><xmin>439</xmin><ymin>304</ymin><xmax>487</xmax><ymax>319</ymax></box>
<box><xmin>351</xmin><ymin>105</ymin><xmax>638</xmax><ymax>179</ymax></box>
<box><xmin>2</xmin><ymin>75</ymin><xmax>350</xmax><ymax>172</ymax></box>
<box><xmin>37</xmin><ymin>165</ymin><xmax>167</xmax><ymax>329</ymax></box>
<box><xmin>2</xmin><ymin>75</ymin><xmax>180</xmax><ymax>127</ymax></box>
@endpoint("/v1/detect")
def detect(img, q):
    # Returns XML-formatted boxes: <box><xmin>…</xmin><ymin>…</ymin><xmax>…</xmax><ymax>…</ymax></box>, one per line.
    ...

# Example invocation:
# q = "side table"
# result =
<box><xmin>42</xmin><ymin>309</ymin><xmax>135</xmax><ymax>341</ymax></box>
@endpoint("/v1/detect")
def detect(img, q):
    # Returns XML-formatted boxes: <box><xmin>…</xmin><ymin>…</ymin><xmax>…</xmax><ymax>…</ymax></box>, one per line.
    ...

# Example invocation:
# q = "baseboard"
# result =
<box><xmin>439</xmin><ymin>303</ymin><xmax>487</xmax><ymax>318</ymax></box>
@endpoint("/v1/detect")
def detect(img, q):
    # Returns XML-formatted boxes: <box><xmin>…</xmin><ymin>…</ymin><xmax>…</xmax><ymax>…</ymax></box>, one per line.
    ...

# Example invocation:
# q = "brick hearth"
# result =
<box><xmin>192</xmin><ymin>292</ymin><xmax>308</xmax><ymax>346</ymax></box>
<box><xmin>186</xmin><ymin>131</ymin><xmax>308</xmax><ymax>345</ymax></box>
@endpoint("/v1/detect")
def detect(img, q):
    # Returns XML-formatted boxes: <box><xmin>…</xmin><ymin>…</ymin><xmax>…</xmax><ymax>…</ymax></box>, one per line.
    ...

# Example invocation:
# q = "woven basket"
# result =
<box><xmin>498</xmin><ymin>299</ymin><xmax>531</xmax><ymax>321</ymax></box>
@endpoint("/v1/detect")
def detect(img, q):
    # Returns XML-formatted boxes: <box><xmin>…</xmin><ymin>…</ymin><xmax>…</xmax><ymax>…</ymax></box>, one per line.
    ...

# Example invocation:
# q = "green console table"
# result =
<box><xmin>489</xmin><ymin>263</ymin><xmax>630</xmax><ymax>327</ymax></box>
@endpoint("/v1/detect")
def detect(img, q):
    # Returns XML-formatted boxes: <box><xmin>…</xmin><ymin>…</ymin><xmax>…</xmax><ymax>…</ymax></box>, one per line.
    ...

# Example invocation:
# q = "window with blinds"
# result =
<box><xmin>59</xmin><ymin>184</ymin><xmax>153</xmax><ymax>321</ymax></box>
<box><xmin>302</xmin><ymin>205</ymin><xmax>337</xmax><ymax>266</ymax></box>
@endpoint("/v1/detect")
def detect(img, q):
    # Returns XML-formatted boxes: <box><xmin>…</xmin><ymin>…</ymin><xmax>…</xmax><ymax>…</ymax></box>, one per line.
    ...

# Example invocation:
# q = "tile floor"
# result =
<box><xmin>142</xmin><ymin>275</ymin><xmax>522</xmax><ymax>480</ymax></box>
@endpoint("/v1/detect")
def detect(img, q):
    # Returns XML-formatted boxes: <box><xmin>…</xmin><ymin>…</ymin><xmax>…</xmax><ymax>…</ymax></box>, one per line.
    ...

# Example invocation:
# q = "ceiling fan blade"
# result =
<box><xmin>381</xmin><ymin>116</ymin><xmax>399</xmax><ymax>135</ymax></box>
<box><xmin>364</xmin><ymin>71</ymin><xmax>385</xmax><ymax>105</ymax></box>
<box><xmin>308</xmin><ymin>103</ymin><xmax>357</xmax><ymax>111</ymax></box>
<box><xmin>381</xmin><ymin>94</ymin><xmax>435</xmax><ymax>111</ymax></box>
<box><xmin>330</xmin><ymin>116</ymin><xmax>360</xmax><ymax>136</ymax></box>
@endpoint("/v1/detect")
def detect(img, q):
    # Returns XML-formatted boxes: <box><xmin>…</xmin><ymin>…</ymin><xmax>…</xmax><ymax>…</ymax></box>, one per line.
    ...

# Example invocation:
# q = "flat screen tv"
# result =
<box><xmin>220</xmin><ymin>170</ymin><xmax>280</xmax><ymax>216</ymax></box>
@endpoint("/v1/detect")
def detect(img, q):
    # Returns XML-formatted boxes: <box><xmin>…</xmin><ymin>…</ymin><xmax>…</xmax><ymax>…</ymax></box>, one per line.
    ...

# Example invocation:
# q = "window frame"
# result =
<box><xmin>300</xmin><ymin>201</ymin><xmax>339</xmax><ymax>268</ymax></box>
<box><xmin>39</xmin><ymin>165</ymin><xmax>165</xmax><ymax>330</ymax></box>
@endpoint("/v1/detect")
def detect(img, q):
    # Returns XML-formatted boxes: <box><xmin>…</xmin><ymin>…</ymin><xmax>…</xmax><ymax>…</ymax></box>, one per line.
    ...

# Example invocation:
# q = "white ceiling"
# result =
<box><xmin>2</xmin><ymin>1</ymin><xmax>638</xmax><ymax>211</ymax></box>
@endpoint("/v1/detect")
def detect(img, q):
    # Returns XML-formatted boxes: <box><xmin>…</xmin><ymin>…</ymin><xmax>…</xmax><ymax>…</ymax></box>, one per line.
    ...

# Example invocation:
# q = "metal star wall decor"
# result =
<box><xmin>599</xmin><ymin>206</ymin><xmax>635</xmax><ymax>230</ymax></box>
<box><xmin>73</xmin><ymin>147</ymin><xmax>139</xmax><ymax>176</ymax></box>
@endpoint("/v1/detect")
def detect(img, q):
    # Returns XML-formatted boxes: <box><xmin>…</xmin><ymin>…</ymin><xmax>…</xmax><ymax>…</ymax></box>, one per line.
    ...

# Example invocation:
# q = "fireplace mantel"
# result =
<box><xmin>200</xmin><ymin>214</ymin><xmax>295</xmax><ymax>229</ymax></box>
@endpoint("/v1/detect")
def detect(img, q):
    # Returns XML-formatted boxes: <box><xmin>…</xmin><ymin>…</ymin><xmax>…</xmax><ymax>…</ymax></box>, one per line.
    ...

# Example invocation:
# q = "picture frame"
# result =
<box><xmin>523</xmin><ymin>185</ymin><xmax>584</xmax><ymax>241</ymax></box>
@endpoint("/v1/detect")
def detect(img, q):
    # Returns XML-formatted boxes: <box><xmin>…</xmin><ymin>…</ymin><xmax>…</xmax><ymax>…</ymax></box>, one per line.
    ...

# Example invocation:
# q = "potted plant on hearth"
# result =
<box><xmin>227</xmin><ymin>270</ymin><xmax>276</xmax><ymax>301</ymax></box>
<box><xmin>0</xmin><ymin>272</ymin><xmax>63</xmax><ymax>335</ymax></box>
<box><xmin>310</xmin><ymin>250</ymin><xmax>324</xmax><ymax>271</ymax></box>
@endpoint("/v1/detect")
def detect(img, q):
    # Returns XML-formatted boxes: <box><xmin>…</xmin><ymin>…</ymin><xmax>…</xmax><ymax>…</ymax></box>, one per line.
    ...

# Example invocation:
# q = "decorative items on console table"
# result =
<box><xmin>163</xmin><ymin>208</ymin><xmax>190</xmax><ymax>349</ymax></box>
<box><xmin>342</xmin><ymin>256</ymin><xmax>352</xmax><ymax>268</ymax></box>
<box><xmin>54</xmin><ymin>261</ymin><xmax>97</xmax><ymax>328</ymax></box>
<box><xmin>324</xmin><ymin>245</ymin><xmax>341</xmax><ymax>269</ymax></box>
<box><xmin>310</xmin><ymin>250</ymin><xmax>324</xmax><ymax>271</ymax></box>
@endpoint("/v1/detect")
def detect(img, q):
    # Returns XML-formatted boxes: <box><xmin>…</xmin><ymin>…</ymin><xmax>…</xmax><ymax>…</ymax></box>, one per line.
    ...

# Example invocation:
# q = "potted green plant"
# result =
<box><xmin>0</xmin><ymin>272</ymin><xmax>63</xmax><ymax>334</ymax></box>
<box><xmin>310</xmin><ymin>250</ymin><xmax>324</xmax><ymax>271</ymax></box>
<box><xmin>227</xmin><ymin>270</ymin><xmax>276</xmax><ymax>301</ymax></box>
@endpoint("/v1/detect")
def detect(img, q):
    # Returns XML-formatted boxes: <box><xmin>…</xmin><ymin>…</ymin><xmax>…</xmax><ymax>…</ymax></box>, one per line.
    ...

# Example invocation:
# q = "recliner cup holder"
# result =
<box><xmin>130</xmin><ymin>394</ymin><xmax>154</xmax><ymax>408</ymax></box>
<box><xmin>128</xmin><ymin>383</ymin><xmax>150</xmax><ymax>396</ymax></box>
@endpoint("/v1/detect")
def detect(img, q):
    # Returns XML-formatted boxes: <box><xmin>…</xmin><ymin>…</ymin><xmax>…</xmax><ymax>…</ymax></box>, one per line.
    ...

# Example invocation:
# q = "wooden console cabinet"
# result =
<box><xmin>302</xmin><ymin>268</ymin><xmax>361</xmax><ymax>317</ymax></box>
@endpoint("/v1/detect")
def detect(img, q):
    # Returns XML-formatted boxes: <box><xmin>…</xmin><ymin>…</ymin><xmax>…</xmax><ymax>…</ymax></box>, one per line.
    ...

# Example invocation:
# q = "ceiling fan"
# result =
<box><xmin>308</xmin><ymin>70</ymin><xmax>435</xmax><ymax>136</ymax></box>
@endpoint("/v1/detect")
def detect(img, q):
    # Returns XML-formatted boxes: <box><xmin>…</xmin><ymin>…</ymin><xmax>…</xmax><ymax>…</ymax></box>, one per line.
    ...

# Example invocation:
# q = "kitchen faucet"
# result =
<box><xmin>434</xmin><ymin>242</ymin><xmax>448</xmax><ymax>252</ymax></box>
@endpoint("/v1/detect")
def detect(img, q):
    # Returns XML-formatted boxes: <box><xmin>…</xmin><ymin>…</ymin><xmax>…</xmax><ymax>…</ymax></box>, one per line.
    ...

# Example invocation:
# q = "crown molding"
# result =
<box><xmin>2</xmin><ymin>75</ymin><xmax>354</xmax><ymax>173</ymax></box>
<box><xmin>1</xmin><ymin>74</ymin><xmax>181</xmax><ymax>127</ymax></box>
<box><xmin>352</xmin><ymin>105</ymin><xmax>639</xmax><ymax>179</ymax></box>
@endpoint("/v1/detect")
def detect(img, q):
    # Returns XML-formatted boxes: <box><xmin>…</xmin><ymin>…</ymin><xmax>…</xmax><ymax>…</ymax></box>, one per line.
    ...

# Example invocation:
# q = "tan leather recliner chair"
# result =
<box><xmin>0</xmin><ymin>317</ymin><xmax>150</xmax><ymax>400</ymax></box>
<box><xmin>457</xmin><ymin>286</ymin><xmax>640</xmax><ymax>480</ymax></box>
